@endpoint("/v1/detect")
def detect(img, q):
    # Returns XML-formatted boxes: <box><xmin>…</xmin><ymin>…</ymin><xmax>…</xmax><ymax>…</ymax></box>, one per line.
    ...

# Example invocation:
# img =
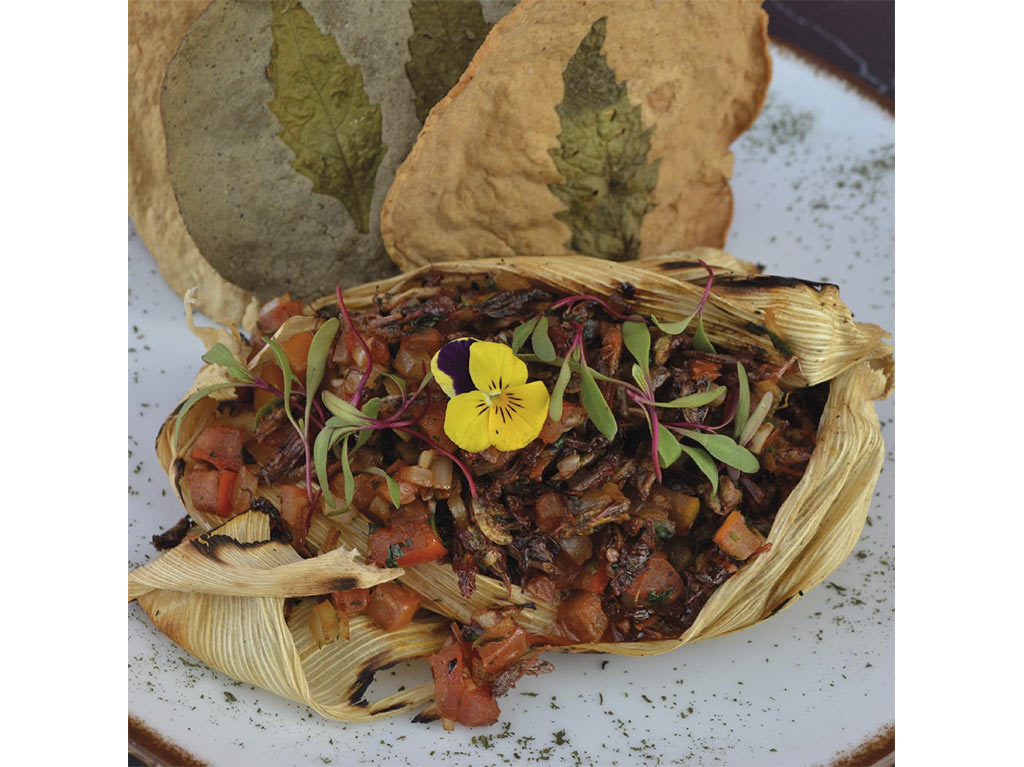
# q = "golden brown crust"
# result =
<box><xmin>381</xmin><ymin>0</ymin><xmax>771</xmax><ymax>271</ymax></box>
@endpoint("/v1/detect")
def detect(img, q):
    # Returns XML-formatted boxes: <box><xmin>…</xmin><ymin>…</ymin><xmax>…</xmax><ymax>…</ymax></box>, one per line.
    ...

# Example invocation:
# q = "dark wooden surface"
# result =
<box><xmin>128</xmin><ymin>2</ymin><xmax>894</xmax><ymax>765</ymax></box>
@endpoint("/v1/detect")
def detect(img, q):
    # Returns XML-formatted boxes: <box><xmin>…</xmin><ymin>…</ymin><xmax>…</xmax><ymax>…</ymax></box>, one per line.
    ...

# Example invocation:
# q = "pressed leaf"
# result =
<box><xmin>680</xmin><ymin>429</ymin><xmax>759</xmax><ymax>474</ymax></box>
<box><xmin>622</xmin><ymin>321</ymin><xmax>651</xmax><ymax>378</ymax></box>
<box><xmin>693</xmin><ymin>315</ymin><xmax>716</xmax><ymax>353</ymax></box>
<box><xmin>650</xmin><ymin>312</ymin><xmax>696</xmax><ymax>336</ymax></box>
<box><xmin>531</xmin><ymin>316</ymin><xmax>556</xmax><ymax>362</ymax></box>
<box><xmin>548</xmin><ymin>356</ymin><xmax>573</xmax><ymax>421</ymax></box>
<box><xmin>512</xmin><ymin>316</ymin><xmax>540</xmax><ymax>353</ymax></box>
<box><xmin>267</xmin><ymin>0</ymin><xmax>387</xmax><ymax>233</ymax></box>
<box><xmin>657</xmin><ymin>424</ymin><xmax>682</xmax><ymax>469</ymax></box>
<box><xmin>304</xmin><ymin>318</ymin><xmax>339</xmax><ymax>429</ymax></box>
<box><xmin>579</xmin><ymin>362</ymin><xmax>617</xmax><ymax>441</ymax></box>
<box><xmin>202</xmin><ymin>343</ymin><xmax>254</xmax><ymax>382</ymax></box>
<box><xmin>173</xmin><ymin>382</ymin><xmax>241</xmax><ymax>450</ymax></box>
<box><xmin>680</xmin><ymin>443</ymin><xmax>718</xmax><ymax>495</ymax></box>
<box><xmin>548</xmin><ymin>17</ymin><xmax>659</xmax><ymax>261</ymax></box>
<box><xmin>734</xmin><ymin>362</ymin><xmax>750</xmax><ymax>441</ymax></box>
<box><xmin>657</xmin><ymin>386</ymin><xmax>727</xmax><ymax>409</ymax></box>
<box><xmin>365</xmin><ymin>467</ymin><xmax>400</xmax><ymax>508</ymax></box>
<box><xmin>405</xmin><ymin>0</ymin><xmax>492</xmax><ymax>123</ymax></box>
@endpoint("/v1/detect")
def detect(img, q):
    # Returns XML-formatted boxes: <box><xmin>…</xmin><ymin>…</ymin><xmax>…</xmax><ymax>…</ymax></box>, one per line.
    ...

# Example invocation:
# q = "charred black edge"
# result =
<box><xmin>190</xmin><ymin>533</ymin><xmax>274</xmax><ymax>558</ymax></box>
<box><xmin>373</xmin><ymin>702</ymin><xmax>407</xmax><ymax>715</ymax></box>
<box><xmin>173</xmin><ymin>458</ymin><xmax>187</xmax><ymax>503</ymax></box>
<box><xmin>720</xmin><ymin>275</ymin><xmax>837</xmax><ymax>292</ymax></box>
<box><xmin>768</xmin><ymin>589</ymin><xmax>807</xmax><ymax>618</ymax></box>
<box><xmin>743</xmin><ymin>323</ymin><xmax>794</xmax><ymax>358</ymax></box>
<box><xmin>329</xmin><ymin>576</ymin><xmax>359</xmax><ymax>592</ymax></box>
<box><xmin>249</xmin><ymin>497</ymin><xmax>293</xmax><ymax>543</ymax></box>
<box><xmin>412</xmin><ymin>708</ymin><xmax>440</xmax><ymax>724</ymax></box>
<box><xmin>348</xmin><ymin>652</ymin><xmax>399</xmax><ymax>706</ymax></box>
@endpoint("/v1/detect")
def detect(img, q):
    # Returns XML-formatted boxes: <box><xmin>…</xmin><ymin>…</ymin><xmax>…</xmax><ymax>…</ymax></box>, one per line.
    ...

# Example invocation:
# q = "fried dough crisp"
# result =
<box><xmin>128</xmin><ymin>0</ymin><xmax>259</xmax><ymax>329</ymax></box>
<box><xmin>381</xmin><ymin>0</ymin><xmax>771</xmax><ymax>270</ymax></box>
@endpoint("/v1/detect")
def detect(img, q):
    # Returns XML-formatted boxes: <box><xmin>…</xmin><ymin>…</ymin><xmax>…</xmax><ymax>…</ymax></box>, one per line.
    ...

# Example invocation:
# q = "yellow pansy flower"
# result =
<box><xmin>430</xmin><ymin>339</ymin><xmax>550</xmax><ymax>452</ymax></box>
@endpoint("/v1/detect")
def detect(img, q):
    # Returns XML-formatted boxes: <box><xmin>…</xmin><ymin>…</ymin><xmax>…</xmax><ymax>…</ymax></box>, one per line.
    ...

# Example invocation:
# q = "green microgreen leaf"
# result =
<box><xmin>679</xmin><ymin>429</ymin><xmax>759</xmax><ymax>474</ymax></box>
<box><xmin>531</xmin><ymin>316</ymin><xmax>556</xmax><ymax>362</ymax></box>
<box><xmin>630</xmin><ymin>363</ymin><xmax>648</xmax><ymax>394</ymax></box>
<box><xmin>381</xmin><ymin>372</ymin><xmax>407</xmax><ymax>398</ymax></box>
<box><xmin>253</xmin><ymin>398</ymin><xmax>281</xmax><ymax>429</ymax></box>
<box><xmin>314</xmin><ymin>425</ymin><xmax>348</xmax><ymax>511</ymax></box>
<box><xmin>680</xmin><ymin>443</ymin><xmax>718</xmax><ymax>494</ymax></box>
<box><xmin>693</xmin><ymin>315</ymin><xmax>716</xmax><ymax>353</ymax></box>
<box><xmin>201</xmin><ymin>344</ymin><xmax>254</xmax><ymax>382</ymax></box>
<box><xmin>172</xmin><ymin>382</ymin><xmax>242</xmax><ymax>451</ymax></box>
<box><xmin>548</xmin><ymin>356</ymin><xmax>573</xmax><ymax>422</ymax></box>
<box><xmin>304</xmin><ymin>318</ymin><xmax>339</xmax><ymax>429</ymax></box>
<box><xmin>657</xmin><ymin>386</ymin><xmax>727</xmax><ymax>409</ymax></box>
<box><xmin>354</xmin><ymin>397</ymin><xmax>381</xmax><ymax>452</ymax></box>
<box><xmin>734</xmin><ymin>362</ymin><xmax>750</xmax><ymax>441</ymax></box>
<box><xmin>341</xmin><ymin>436</ymin><xmax>355</xmax><ymax>505</ymax></box>
<box><xmin>622</xmin><ymin>321</ymin><xmax>651</xmax><ymax>378</ymax></box>
<box><xmin>365</xmin><ymin>467</ymin><xmax>401</xmax><ymax>508</ymax></box>
<box><xmin>512</xmin><ymin>316</ymin><xmax>541</xmax><ymax>353</ymax></box>
<box><xmin>263</xmin><ymin>335</ymin><xmax>300</xmax><ymax>431</ymax></box>
<box><xmin>657</xmin><ymin>424</ymin><xmax>682</xmax><ymax>469</ymax></box>
<box><xmin>579</xmin><ymin>361</ymin><xmax>617</xmax><ymax>441</ymax></box>
<box><xmin>650</xmin><ymin>312</ymin><xmax>695</xmax><ymax>335</ymax></box>
<box><xmin>322</xmin><ymin>390</ymin><xmax>372</xmax><ymax>426</ymax></box>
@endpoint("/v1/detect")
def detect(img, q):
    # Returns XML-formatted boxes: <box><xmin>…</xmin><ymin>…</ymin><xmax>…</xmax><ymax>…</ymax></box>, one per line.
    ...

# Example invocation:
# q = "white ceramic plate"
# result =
<box><xmin>128</xmin><ymin>43</ymin><xmax>894</xmax><ymax>766</ymax></box>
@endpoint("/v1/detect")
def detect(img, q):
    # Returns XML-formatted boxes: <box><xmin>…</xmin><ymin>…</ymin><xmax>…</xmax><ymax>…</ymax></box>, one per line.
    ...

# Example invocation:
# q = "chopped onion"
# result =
<box><xmin>418</xmin><ymin>449</ymin><xmax>437</xmax><ymax>469</ymax></box>
<box><xmin>747</xmin><ymin>423</ymin><xmax>776</xmax><ymax>455</ymax></box>
<box><xmin>739</xmin><ymin>392</ymin><xmax>773</xmax><ymax>447</ymax></box>
<box><xmin>432</xmin><ymin>455</ymin><xmax>453</xmax><ymax>490</ymax></box>
<box><xmin>396</xmin><ymin>464</ymin><xmax>435</xmax><ymax>487</ymax></box>
<box><xmin>559</xmin><ymin>534</ymin><xmax>593</xmax><ymax>565</ymax></box>
<box><xmin>555</xmin><ymin>453</ymin><xmax>581</xmax><ymax>478</ymax></box>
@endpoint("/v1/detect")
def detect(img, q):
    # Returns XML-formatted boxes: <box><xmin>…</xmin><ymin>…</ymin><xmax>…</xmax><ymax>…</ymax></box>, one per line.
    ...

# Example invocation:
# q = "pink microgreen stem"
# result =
<box><xmin>769</xmin><ymin>354</ymin><xmax>800</xmax><ymax>382</ymax></box>
<box><xmin>660</xmin><ymin>421</ymin><xmax>718</xmax><ymax>434</ymax></box>
<box><xmin>695</xmin><ymin>260</ymin><xmax>715</xmax><ymax>315</ymax></box>
<box><xmin>393</xmin><ymin>425</ymin><xmax>478</xmax><ymax>499</ymax></box>
<box><xmin>551</xmin><ymin>294</ymin><xmax>644</xmax><ymax>323</ymax></box>
<box><xmin>336</xmin><ymin>286</ymin><xmax>373</xmax><ymax>407</ymax></box>
<box><xmin>627</xmin><ymin>390</ymin><xmax>663</xmax><ymax>484</ymax></box>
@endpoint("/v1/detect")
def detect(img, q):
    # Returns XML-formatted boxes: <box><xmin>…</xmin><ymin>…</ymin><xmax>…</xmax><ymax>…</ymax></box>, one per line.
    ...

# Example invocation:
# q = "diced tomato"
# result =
<box><xmin>557</xmin><ymin>591</ymin><xmax>609</xmax><ymax>644</ymax></box>
<box><xmin>187</xmin><ymin>468</ymin><xmax>221</xmax><ymax>515</ymax></box>
<box><xmin>258</xmin><ymin>295</ymin><xmax>305</xmax><ymax>335</ymax></box>
<box><xmin>428</xmin><ymin>643</ymin><xmax>501</xmax><ymax>728</ymax></box>
<box><xmin>190</xmin><ymin>425</ymin><xmax>246</xmax><ymax>470</ymax></box>
<box><xmin>281</xmin><ymin>331</ymin><xmax>314</xmax><ymax>380</ymax></box>
<box><xmin>622</xmin><ymin>556</ymin><xmax>684</xmax><ymax>608</ymax></box>
<box><xmin>476</xmin><ymin>627</ymin><xmax>529</xmax><ymax>674</ymax></box>
<box><xmin>367</xmin><ymin>581</ymin><xmax>422</xmax><ymax>631</ymax></box>
<box><xmin>214</xmin><ymin>470</ymin><xmax>238</xmax><ymax>518</ymax></box>
<box><xmin>374</xmin><ymin>475</ymin><xmax>418</xmax><ymax>507</ymax></box>
<box><xmin>366</xmin><ymin>502</ymin><xmax>447</xmax><ymax>567</ymax></box>
<box><xmin>524</xmin><ymin>574</ymin><xmax>556</xmax><ymax>603</ymax></box>
<box><xmin>278</xmin><ymin>485</ymin><xmax>312</xmax><ymax>542</ymax></box>
<box><xmin>331</xmin><ymin>588</ymin><xmax>370</xmax><ymax>614</ymax></box>
<box><xmin>712</xmin><ymin>511</ymin><xmax>766</xmax><ymax>561</ymax></box>
<box><xmin>533</xmin><ymin>492</ymin><xmax>568</xmax><ymax>534</ymax></box>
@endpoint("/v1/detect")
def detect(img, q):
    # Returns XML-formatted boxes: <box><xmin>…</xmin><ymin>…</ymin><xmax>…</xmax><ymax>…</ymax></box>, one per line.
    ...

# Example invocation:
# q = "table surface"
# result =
<box><xmin>129</xmin><ymin>2</ymin><xmax>894</xmax><ymax>765</ymax></box>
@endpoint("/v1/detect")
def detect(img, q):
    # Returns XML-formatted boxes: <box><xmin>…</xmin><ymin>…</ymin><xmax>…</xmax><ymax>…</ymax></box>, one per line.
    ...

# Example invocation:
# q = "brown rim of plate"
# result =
<box><xmin>129</xmin><ymin>716</ymin><xmax>206</xmax><ymax>767</ymax></box>
<box><xmin>127</xmin><ymin>33</ymin><xmax>893</xmax><ymax>767</ymax></box>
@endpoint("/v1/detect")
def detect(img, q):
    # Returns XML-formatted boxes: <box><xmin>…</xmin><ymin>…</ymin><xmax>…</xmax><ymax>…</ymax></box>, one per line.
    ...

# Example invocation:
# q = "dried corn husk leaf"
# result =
<box><xmin>141</xmin><ymin>249</ymin><xmax>892</xmax><ymax>719</ymax></box>
<box><xmin>132</xmin><ymin>508</ymin><xmax>448</xmax><ymax>721</ymax></box>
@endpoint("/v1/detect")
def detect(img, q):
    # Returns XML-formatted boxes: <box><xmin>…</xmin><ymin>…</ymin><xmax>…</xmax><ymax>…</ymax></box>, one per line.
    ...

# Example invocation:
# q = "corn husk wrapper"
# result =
<box><xmin>134</xmin><ymin>250</ymin><xmax>893</xmax><ymax>720</ymax></box>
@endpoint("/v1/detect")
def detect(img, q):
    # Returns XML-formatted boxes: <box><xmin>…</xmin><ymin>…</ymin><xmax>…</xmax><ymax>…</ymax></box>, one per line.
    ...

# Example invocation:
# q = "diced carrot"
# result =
<box><xmin>331</xmin><ymin>588</ymin><xmax>370</xmax><ymax>614</ymax></box>
<box><xmin>187</xmin><ymin>468</ymin><xmax>221</xmax><ymax>515</ymax></box>
<box><xmin>254</xmin><ymin>362</ymin><xmax>284</xmax><ymax>414</ymax></box>
<box><xmin>190</xmin><ymin>425</ymin><xmax>246</xmax><ymax>470</ymax></box>
<box><xmin>278</xmin><ymin>485</ymin><xmax>312</xmax><ymax>543</ymax></box>
<box><xmin>428</xmin><ymin>643</ymin><xmax>500</xmax><ymax>728</ymax></box>
<box><xmin>572</xmin><ymin>561</ymin><xmax>610</xmax><ymax>595</ymax></box>
<box><xmin>476</xmin><ymin>627</ymin><xmax>529</xmax><ymax>674</ymax></box>
<box><xmin>534</xmin><ymin>492</ymin><xmax>568</xmax><ymax>534</ymax></box>
<box><xmin>281</xmin><ymin>331</ymin><xmax>314</xmax><ymax>380</ymax></box>
<box><xmin>215</xmin><ymin>470</ymin><xmax>238</xmax><ymax>518</ymax></box>
<box><xmin>622</xmin><ymin>557</ymin><xmax>683</xmax><ymax>608</ymax></box>
<box><xmin>456</xmin><ymin>682</ymin><xmax>501</xmax><ymax>727</ymax></box>
<box><xmin>524</xmin><ymin>574</ymin><xmax>556</xmax><ymax>603</ymax></box>
<box><xmin>712</xmin><ymin>511</ymin><xmax>766</xmax><ymax>561</ymax></box>
<box><xmin>367</xmin><ymin>581</ymin><xmax>422</xmax><ymax>631</ymax></box>
<box><xmin>557</xmin><ymin>591</ymin><xmax>609</xmax><ymax>643</ymax></box>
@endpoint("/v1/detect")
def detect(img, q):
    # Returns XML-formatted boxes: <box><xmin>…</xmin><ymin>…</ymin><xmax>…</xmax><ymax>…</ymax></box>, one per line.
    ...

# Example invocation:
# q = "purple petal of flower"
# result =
<box><xmin>435</xmin><ymin>338</ymin><xmax>476</xmax><ymax>395</ymax></box>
